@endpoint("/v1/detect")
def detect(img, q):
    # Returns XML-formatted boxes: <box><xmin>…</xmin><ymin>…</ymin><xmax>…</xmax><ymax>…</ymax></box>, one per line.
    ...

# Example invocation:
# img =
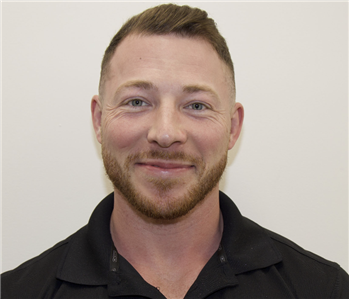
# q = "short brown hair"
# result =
<box><xmin>99</xmin><ymin>4</ymin><xmax>235</xmax><ymax>97</ymax></box>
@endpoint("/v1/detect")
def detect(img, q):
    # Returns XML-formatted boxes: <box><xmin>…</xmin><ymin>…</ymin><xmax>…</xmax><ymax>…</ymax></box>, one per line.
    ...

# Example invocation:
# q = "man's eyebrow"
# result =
<box><xmin>114</xmin><ymin>80</ymin><xmax>157</xmax><ymax>98</ymax></box>
<box><xmin>182</xmin><ymin>85</ymin><xmax>219</xmax><ymax>100</ymax></box>
<box><xmin>113</xmin><ymin>81</ymin><xmax>218</xmax><ymax>100</ymax></box>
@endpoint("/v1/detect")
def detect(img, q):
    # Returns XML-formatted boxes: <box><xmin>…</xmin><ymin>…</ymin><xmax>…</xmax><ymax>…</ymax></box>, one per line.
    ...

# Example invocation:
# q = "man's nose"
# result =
<box><xmin>147</xmin><ymin>105</ymin><xmax>187</xmax><ymax>148</ymax></box>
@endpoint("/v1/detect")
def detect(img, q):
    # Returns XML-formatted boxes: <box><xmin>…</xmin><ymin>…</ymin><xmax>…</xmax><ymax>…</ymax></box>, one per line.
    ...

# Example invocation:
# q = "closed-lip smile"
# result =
<box><xmin>135</xmin><ymin>160</ymin><xmax>194</xmax><ymax>173</ymax></box>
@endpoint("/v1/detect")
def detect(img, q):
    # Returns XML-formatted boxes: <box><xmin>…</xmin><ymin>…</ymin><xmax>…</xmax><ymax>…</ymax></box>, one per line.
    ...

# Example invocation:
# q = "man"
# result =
<box><xmin>2</xmin><ymin>4</ymin><xmax>348</xmax><ymax>299</ymax></box>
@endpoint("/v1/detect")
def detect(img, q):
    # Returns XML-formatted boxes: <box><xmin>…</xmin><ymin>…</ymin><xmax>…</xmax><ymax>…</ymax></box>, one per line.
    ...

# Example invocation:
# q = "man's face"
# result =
<box><xmin>92</xmin><ymin>34</ymin><xmax>243</xmax><ymax>220</ymax></box>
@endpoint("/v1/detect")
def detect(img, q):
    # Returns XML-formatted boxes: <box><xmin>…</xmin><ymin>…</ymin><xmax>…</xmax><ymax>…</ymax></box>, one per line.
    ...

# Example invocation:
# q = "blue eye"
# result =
<box><xmin>130</xmin><ymin>99</ymin><xmax>144</xmax><ymax>106</ymax></box>
<box><xmin>190</xmin><ymin>103</ymin><xmax>204</xmax><ymax>110</ymax></box>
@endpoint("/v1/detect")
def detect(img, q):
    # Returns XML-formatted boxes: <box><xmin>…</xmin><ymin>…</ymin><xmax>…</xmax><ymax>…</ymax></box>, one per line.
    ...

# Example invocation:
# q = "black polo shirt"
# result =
<box><xmin>2</xmin><ymin>192</ymin><xmax>348</xmax><ymax>298</ymax></box>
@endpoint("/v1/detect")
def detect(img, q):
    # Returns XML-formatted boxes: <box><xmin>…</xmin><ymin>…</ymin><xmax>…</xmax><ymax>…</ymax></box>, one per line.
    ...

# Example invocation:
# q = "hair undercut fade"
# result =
<box><xmin>99</xmin><ymin>3</ymin><xmax>235</xmax><ymax>98</ymax></box>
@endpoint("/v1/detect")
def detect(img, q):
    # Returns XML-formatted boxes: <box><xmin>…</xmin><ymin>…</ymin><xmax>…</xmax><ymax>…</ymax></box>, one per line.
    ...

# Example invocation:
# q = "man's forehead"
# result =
<box><xmin>101</xmin><ymin>34</ymin><xmax>234</xmax><ymax>103</ymax></box>
<box><xmin>112</xmin><ymin>35</ymin><xmax>231</xmax><ymax>78</ymax></box>
<box><xmin>110</xmin><ymin>34</ymin><xmax>224</xmax><ymax>68</ymax></box>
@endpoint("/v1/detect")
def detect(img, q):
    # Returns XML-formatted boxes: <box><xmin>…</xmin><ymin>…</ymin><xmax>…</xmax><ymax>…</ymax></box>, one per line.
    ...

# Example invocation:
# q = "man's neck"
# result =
<box><xmin>109</xmin><ymin>187</ymin><xmax>223</xmax><ymax>299</ymax></box>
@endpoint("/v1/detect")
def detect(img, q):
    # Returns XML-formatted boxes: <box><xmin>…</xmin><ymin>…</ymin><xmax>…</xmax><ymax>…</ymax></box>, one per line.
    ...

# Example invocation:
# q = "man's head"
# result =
<box><xmin>92</xmin><ymin>4</ymin><xmax>243</xmax><ymax>221</ymax></box>
<box><xmin>98</xmin><ymin>3</ymin><xmax>235</xmax><ymax>101</ymax></box>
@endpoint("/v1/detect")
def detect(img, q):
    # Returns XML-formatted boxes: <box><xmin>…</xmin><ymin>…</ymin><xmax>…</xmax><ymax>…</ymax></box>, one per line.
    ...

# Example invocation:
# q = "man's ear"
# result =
<box><xmin>91</xmin><ymin>95</ymin><xmax>102</xmax><ymax>144</ymax></box>
<box><xmin>228</xmin><ymin>102</ymin><xmax>244</xmax><ymax>150</ymax></box>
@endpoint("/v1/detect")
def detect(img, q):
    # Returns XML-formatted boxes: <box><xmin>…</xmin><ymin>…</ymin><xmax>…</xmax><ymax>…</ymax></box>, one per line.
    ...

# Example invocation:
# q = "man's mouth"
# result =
<box><xmin>135</xmin><ymin>160</ymin><xmax>195</xmax><ymax>175</ymax></box>
<box><xmin>138</xmin><ymin>161</ymin><xmax>193</xmax><ymax>169</ymax></box>
<box><xmin>125</xmin><ymin>150</ymin><xmax>203</xmax><ymax>177</ymax></box>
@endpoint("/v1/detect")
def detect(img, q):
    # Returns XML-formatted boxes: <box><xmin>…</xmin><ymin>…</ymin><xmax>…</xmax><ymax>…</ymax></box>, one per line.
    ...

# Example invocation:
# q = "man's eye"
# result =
<box><xmin>189</xmin><ymin>103</ymin><xmax>205</xmax><ymax>110</ymax></box>
<box><xmin>129</xmin><ymin>99</ymin><xmax>145</xmax><ymax>107</ymax></box>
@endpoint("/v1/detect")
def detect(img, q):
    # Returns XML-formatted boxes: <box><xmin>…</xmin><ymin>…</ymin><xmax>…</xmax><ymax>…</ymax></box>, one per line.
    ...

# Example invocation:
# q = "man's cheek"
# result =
<box><xmin>106</xmin><ymin>125</ymin><xmax>144</xmax><ymax>150</ymax></box>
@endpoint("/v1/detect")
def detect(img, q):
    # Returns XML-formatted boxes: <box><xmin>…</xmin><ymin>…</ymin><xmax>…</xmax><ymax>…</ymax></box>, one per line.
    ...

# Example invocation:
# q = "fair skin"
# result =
<box><xmin>92</xmin><ymin>34</ymin><xmax>243</xmax><ymax>299</ymax></box>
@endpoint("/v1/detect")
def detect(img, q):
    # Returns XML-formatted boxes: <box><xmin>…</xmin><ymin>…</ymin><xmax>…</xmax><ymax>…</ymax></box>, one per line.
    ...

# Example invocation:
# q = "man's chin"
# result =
<box><xmin>118</xmin><ymin>184</ymin><xmax>201</xmax><ymax>220</ymax></box>
<box><xmin>132</xmin><ymin>176</ymin><xmax>186</xmax><ymax>196</ymax></box>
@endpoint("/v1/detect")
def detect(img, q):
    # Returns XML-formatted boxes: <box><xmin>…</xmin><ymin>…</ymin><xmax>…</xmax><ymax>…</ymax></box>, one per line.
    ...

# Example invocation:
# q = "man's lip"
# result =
<box><xmin>136</xmin><ymin>160</ymin><xmax>194</xmax><ymax>169</ymax></box>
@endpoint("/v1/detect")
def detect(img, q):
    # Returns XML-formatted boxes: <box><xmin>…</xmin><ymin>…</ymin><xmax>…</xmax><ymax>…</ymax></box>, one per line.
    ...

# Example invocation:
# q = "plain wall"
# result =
<box><xmin>2</xmin><ymin>1</ymin><xmax>348</xmax><ymax>273</ymax></box>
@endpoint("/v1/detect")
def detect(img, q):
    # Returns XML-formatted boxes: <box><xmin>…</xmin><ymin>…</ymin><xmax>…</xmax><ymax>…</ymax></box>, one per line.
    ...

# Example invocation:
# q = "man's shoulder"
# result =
<box><xmin>3</xmin><ymin>237</ymin><xmax>70</xmax><ymax>275</ymax></box>
<box><xmin>220</xmin><ymin>192</ymin><xmax>349</xmax><ymax>297</ymax></box>
<box><xmin>263</xmin><ymin>226</ymin><xmax>341</xmax><ymax>270</ymax></box>
<box><xmin>1</xmin><ymin>226</ymin><xmax>86</xmax><ymax>299</ymax></box>
<box><xmin>263</xmin><ymin>225</ymin><xmax>349</xmax><ymax>297</ymax></box>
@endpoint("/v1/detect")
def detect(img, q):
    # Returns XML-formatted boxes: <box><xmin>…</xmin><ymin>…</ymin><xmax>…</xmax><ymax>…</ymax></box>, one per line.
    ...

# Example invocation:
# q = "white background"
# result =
<box><xmin>2</xmin><ymin>1</ymin><xmax>348</xmax><ymax>273</ymax></box>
